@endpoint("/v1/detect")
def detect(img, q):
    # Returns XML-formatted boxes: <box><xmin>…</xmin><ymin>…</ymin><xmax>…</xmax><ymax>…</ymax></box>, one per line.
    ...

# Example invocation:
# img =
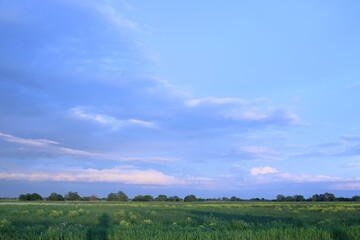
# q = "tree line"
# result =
<box><xmin>17</xmin><ymin>191</ymin><xmax>360</xmax><ymax>202</ymax></box>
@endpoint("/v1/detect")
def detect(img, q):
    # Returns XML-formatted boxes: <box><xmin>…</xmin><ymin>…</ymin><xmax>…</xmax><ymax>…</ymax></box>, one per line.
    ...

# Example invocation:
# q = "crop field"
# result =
<box><xmin>0</xmin><ymin>201</ymin><xmax>360</xmax><ymax>240</ymax></box>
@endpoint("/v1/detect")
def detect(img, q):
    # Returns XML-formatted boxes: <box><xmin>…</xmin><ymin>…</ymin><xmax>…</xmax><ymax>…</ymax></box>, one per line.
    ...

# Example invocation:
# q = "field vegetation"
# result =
<box><xmin>0</xmin><ymin>201</ymin><xmax>359</xmax><ymax>240</ymax></box>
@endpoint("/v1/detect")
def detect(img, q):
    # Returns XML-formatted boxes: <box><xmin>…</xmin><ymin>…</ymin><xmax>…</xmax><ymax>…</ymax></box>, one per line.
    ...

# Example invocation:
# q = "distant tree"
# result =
<box><xmin>132</xmin><ymin>195</ymin><xmax>154</xmax><ymax>202</ymax></box>
<box><xmin>311</xmin><ymin>194</ymin><xmax>320</xmax><ymax>201</ymax></box>
<box><xmin>352</xmin><ymin>195</ymin><xmax>360</xmax><ymax>201</ymax></box>
<box><xmin>65</xmin><ymin>191</ymin><xmax>81</xmax><ymax>201</ymax></box>
<box><xmin>324</xmin><ymin>192</ymin><xmax>336</xmax><ymax>201</ymax></box>
<box><xmin>230</xmin><ymin>196</ymin><xmax>240</xmax><ymax>201</ymax></box>
<box><xmin>155</xmin><ymin>194</ymin><xmax>168</xmax><ymax>201</ymax></box>
<box><xmin>294</xmin><ymin>195</ymin><xmax>305</xmax><ymax>202</ymax></box>
<box><xmin>222</xmin><ymin>197</ymin><xmax>229</xmax><ymax>201</ymax></box>
<box><xmin>167</xmin><ymin>196</ymin><xmax>182</xmax><ymax>202</ymax></box>
<box><xmin>30</xmin><ymin>193</ymin><xmax>42</xmax><ymax>200</ymax></box>
<box><xmin>107</xmin><ymin>193</ymin><xmax>117</xmax><ymax>201</ymax></box>
<box><xmin>19</xmin><ymin>193</ymin><xmax>42</xmax><ymax>201</ymax></box>
<box><xmin>284</xmin><ymin>196</ymin><xmax>295</xmax><ymax>202</ymax></box>
<box><xmin>337</xmin><ymin>197</ymin><xmax>351</xmax><ymax>202</ymax></box>
<box><xmin>19</xmin><ymin>194</ymin><xmax>27</xmax><ymax>201</ymax></box>
<box><xmin>250</xmin><ymin>198</ymin><xmax>261</xmax><ymax>201</ymax></box>
<box><xmin>89</xmin><ymin>194</ymin><xmax>98</xmax><ymax>201</ymax></box>
<box><xmin>48</xmin><ymin>192</ymin><xmax>65</xmax><ymax>201</ymax></box>
<box><xmin>184</xmin><ymin>194</ymin><xmax>197</xmax><ymax>202</ymax></box>
<box><xmin>276</xmin><ymin>194</ymin><xmax>286</xmax><ymax>202</ymax></box>
<box><xmin>116</xmin><ymin>191</ymin><xmax>129</xmax><ymax>201</ymax></box>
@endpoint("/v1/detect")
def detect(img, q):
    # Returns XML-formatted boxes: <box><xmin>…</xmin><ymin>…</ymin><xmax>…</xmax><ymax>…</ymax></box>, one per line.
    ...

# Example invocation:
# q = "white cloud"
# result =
<box><xmin>0</xmin><ymin>168</ymin><xmax>182</xmax><ymax>185</ymax></box>
<box><xmin>72</xmin><ymin>108</ymin><xmax>155</xmax><ymax>130</ymax></box>
<box><xmin>97</xmin><ymin>4</ymin><xmax>138</xmax><ymax>31</ymax></box>
<box><xmin>225</xmin><ymin>109</ymin><xmax>299</xmax><ymax>125</ymax></box>
<box><xmin>277</xmin><ymin>173</ymin><xmax>341</xmax><ymax>183</ymax></box>
<box><xmin>129</xmin><ymin>119</ymin><xmax>155</xmax><ymax>128</ymax></box>
<box><xmin>332</xmin><ymin>181</ymin><xmax>360</xmax><ymax>190</ymax></box>
<box><xmin>0</xmin><ymin>132</ymin><xmax>59</xmax><ymax>147</ymax></box>
<box><xmin>0</xmin><ymin>132</ymin><xmax>172</xmax><ymax>163</ymax></box>
<box><xmin>185</xmin><ymin>97</ymin><xmax>247</xmax><ymax>107</ymax></box>
<box><xmin>250</xmin><ymin>166</ymin><xmax>279</xmax><ymax>176</ymax></box>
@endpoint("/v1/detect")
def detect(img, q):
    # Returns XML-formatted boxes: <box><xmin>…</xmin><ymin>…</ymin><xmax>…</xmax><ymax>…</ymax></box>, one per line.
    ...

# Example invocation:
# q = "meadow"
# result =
<box><xmin>0</xmin><ymin>201</ymin><xmax>359</xmax><ymax>240</ymax></box>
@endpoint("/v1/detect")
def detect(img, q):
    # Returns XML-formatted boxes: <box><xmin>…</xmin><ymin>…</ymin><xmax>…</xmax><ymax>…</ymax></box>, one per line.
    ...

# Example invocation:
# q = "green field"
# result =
<box><xmin>0</xmin><ymin>201</ymin><xmax>359</xmax><ymax>239</ymax></box>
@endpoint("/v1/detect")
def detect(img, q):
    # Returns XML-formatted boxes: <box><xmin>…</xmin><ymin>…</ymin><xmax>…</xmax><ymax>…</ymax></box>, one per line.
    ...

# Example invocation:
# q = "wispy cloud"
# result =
<box><xmin>72</xmin><ymin>108</ymin><xmax>155</xmax><ymax>130</ymax></box>
<box><xmin>277</xmin><ymin>173</ymin><xmax>341</xmax><ymax>183</ymax></box>
<box><xmin>185</xmin><ymin>97</ymin><xmax>248</xmax><ymax>107</ymax></box>
<box><xmin>332</xmin><ymin>181</ymin><xmax>360</xmax><ymax>190</ymax></box>
<box><xmin>0</xmin><ymin>132</ymin><xmax>172</xmax><ymax>163</ymax></box>
<box><xmin>0</xmin><ymin>167</ymin><xmax>182</xmax><ymax>185</ymax></box>
<box><xmin>342</xmin><ymin>135</ymin><xmax>360</xmax><ymax>142</ymax></box>
<box><xmin>224</xmin><ymin>109</ymin><xmax>299</xmax><ymax>125</ymax></box>
<box><xmin>0</xmin><ymin>132</ymin><xmax>59</xmax><ymax>147</ymax></box>
<box><xmin>97</xmin><ymin>4</ymin><xmax>138</xmax><ymax>31</ymax></box>
<box><xmin>250</xmin><ymin>166</ymin><xmax>279</xmax><ymax>175</ymax></box>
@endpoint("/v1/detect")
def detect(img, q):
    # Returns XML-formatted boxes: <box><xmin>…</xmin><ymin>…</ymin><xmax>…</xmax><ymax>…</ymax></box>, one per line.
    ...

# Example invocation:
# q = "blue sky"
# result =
<box><xmin>1</xmin><ymin>0</ymin><xmax>360</xmax><ymax>199</ymax></box>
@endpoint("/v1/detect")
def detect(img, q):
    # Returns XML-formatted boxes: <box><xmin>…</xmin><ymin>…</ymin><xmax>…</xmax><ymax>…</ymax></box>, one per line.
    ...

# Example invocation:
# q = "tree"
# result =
<box><xmin>222</xmin><ymin>197</ymin><xmax>229</xmax><ymax>201</ymax></box>
<box><xmin>352</xmin><ymin>195</ymin><xmax>360</xmax><ymax>201</ymax></box>
<box><xmin>19</xmin><ymin>194</ymin><xmax>27</xmax><ymax>201</ymax></box>
<box><xmin>132</xmin><ymin>195</ymin><xmax>154</xmax><ymax>202</ymax></box>
<box><xmin>276</xmin><ymin>194</ymin><xmax>286</xmax><ymax>202</ymax></box>
<box><xmin>311</xmin><ymin>194</ymin><xmax>320</xmax><ymax>201</ymax></box>
<box><xmin>184</xmin><ymin>194</ymin><xmax>197</xmax><ymax>202</ymax></box>
<box><xmin>294</xmin><ymin>195</ymin><xmax>305</xmax><ymax>202</ymax></box>
<box><xmin>285</xmin><ymin>196</ymin><xmax>295</xmax><ymax>202</ymax></box>
<box><xmin>155</xmin><ymin>194</ymin><xmax>168</xmax><ymax>201</ymax></box>
<box><xmin>107</xmin><ymin>193</ymin><xmax>117</xmax><ymax>201</ymax></box>
<box><xmin>30</xmin><ymin>193</ymin><xmax>43</xmax><ymax>201</ymax></box>
<box><xmin>65</xmin><ymin>191</ymin><xmax>81</xmax><ymax>201</ymax></box>
<box><xmin>167</xmin><ymin>196</ymin><xmax>182</xmax><ymax>202</ymax></box>
<box><xmin>48</xmin><ymin>192</ymin><xmax>65</xmax><ymax>201</ymax></box>
<box><xmin>89</xmin><ymin>194</ymin><xmax>98</xmax><ymax>201</ymax></box>
<box><xmin>19</xmin><ymin>193</ymin><xmax>42</xmax><ymax>201</ymax></box>
<box><xmin>324</xmin><ymin>192</ymin><xmax>336</xmax><ymax>201</ymax></box>
<box><xmin>230</xmin><ymin>196</ymin><xmax>240</xmax><ymax>201</ymax></box>
<box><xmin>116</xmin><ymin>191</ymin><xmax>128</xmax><ymax>201</ymax></box>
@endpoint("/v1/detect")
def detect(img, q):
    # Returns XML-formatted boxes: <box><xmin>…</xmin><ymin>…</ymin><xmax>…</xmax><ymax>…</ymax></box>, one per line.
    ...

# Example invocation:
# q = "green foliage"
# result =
<box><xmin>184</xmin><ymin>194</ymin><xmax>197</xmax><ymax>202</ymax></box>
<box><xmin>132</xmin><ymin>195</ymin><xmax>154</xmax><ymax>202</ymax></box>
<box><xmin>65</xmin><ymin>191</ymin><xmax>81</xmax><ymax>201</ymax></box>
<box><xmin>155</xmin><ymin>194</ymin><xmax>168</xmax><ymax>201</ymax></box>
<box><xmin>18</xmin><ymin>193</ymin><xmax>43</xmax><ymax>201</ymax></box>
<box><xmin>1</xmin><ymin>201</ymin><xmax>360</xmax><ymax>239</ymax></box>
<box><xmin>48</xmin><ymin>192</ymin><xmax>65</xmax><ymax>201</ymax></box>
<box><xmin>107</xmin><ymin>191</ymin><xmax>129</xmax><ymax>201</ymax></box>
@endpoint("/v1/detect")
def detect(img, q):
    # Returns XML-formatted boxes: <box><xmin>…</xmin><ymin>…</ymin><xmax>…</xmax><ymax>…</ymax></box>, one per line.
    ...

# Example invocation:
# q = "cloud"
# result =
<box><xmin>0</xmin><ymin>168</ymin><xmax>182</xmax><ymax>185</ymax></box>
<box><xmin>185</xmin><ymin>97</ymin><xmax>247</xmax><ymax>107</ymax></box>
<box><xmin>71</xmin><ymin>108</ymin><xmax>155</xmax><ymax>130</ymax></box>
<box><xmin>224</xmin><ymin>109</ymin><xmax>299</xmax><ymax>125</ymax></box>
<box><xmin>342</xmin><ymin>135</ymin><xmax>360</xmax><ymax>142</ymax></box>
<box><xmin>332</xmin><ymin>181</ymin><xmax>360</xmax><ymax>190</ymax></box>
<box><xmin>235</xmin><ymin>145</ymin><xmax>283</xmax><ymax>161</ymax></box>
<box><xmin>250</xmin><ymin>166</ymin><xmax>279</xmax><ymax>176</ymax></box>
<box><xmin>0</xmin><ymin>132</ymin><xmax>59</xmax><ymax>147</ymax></box>
<box><xmin>0</xmin><ymin>0</ymin><xmax>305</xmax><ymax>194</ymax></box>
<box><xmin>277</xmin><ymin>173</ymin><xmax>341</xmax><ymax>183</ymax></box>
<box><xmin>0</xmin><ymin>132</ymin><xmax>173</xmax><ymax>163</ymax></box>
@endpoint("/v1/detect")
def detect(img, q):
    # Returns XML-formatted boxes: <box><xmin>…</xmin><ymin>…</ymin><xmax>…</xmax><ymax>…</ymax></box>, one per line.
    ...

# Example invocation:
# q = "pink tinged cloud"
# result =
<box><xmin>0</xmin><ymin>168</ymin><xmax>183</xmax><ymax>185</ymax></box>
<box><xmin>250</xmin><ymin>166</ymin><xmax>279</xmax><ymax>176</ymax></box>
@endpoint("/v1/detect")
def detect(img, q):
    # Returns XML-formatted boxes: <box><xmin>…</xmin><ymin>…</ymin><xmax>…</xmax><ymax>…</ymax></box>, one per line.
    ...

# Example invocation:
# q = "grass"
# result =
<box><xmin>0</xmin><ymin>201</ymin><xmax>359</xmax><ymax>239</ymax></box>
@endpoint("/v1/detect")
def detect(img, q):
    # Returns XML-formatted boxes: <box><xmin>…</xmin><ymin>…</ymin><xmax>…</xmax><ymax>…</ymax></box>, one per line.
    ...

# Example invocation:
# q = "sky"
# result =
<box><xmin>0</xmin><ymin>0</ymin><xmax>360</xmax><ymax>199</ymax></box>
